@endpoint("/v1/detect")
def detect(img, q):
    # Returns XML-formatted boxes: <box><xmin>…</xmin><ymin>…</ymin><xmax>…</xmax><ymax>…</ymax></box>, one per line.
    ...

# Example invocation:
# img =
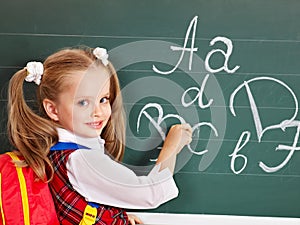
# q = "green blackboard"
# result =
<box><xmin>0</xmin><ymin>0</ymin><xmax>300</xmax><ymax>218</ymax></box>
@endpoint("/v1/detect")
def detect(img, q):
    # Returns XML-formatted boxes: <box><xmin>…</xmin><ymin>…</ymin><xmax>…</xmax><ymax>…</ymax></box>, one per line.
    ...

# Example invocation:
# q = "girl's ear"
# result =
<box><xmin>43</xmin><ymin>99</ymin><xmax>59</xmax><ymax>121</ymax></box>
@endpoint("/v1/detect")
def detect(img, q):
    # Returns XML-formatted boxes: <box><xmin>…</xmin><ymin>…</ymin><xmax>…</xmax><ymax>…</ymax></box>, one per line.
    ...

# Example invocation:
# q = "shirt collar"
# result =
<box><xmin>56</xmin><ymin>127</ymin><xmax>105</xmax><ymax>150</ymax></box>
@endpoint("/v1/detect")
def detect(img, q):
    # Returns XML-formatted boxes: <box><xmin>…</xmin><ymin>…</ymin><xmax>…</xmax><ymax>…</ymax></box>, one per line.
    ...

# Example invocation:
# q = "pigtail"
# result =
<box><xmin>7</xmin><ymin>68</ymin><xmax>57</xmax><ymax>181</ymax></box>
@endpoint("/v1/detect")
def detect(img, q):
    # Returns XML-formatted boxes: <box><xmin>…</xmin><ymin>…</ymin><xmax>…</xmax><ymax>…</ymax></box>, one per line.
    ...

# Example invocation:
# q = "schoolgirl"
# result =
<box><xmin>8</xmin><ymin>46</ymin><xmax>192</xmax><ymax>224</ymax></box>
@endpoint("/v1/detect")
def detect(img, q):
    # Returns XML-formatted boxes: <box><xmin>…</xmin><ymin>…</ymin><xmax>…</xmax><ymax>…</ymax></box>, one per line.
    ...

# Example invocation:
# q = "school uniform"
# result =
<box><xmin>49</xmin><ymin>128</ymin><xmax>178</xmax><ymax>224</ymax></box>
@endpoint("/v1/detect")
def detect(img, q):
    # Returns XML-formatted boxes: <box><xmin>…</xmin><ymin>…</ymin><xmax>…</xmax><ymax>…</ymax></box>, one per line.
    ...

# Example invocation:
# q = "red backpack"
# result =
<box><xmin>0</xmin><ymin>152</ymin><xmax>59</xmax><ymax>225</ymax></box>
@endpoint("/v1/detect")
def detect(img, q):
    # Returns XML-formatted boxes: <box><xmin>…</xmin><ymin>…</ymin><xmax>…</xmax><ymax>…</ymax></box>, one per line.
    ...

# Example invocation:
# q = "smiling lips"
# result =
<box><xmin>86</xmin><ymin>121</ymin><xmax>103</xmax><ymax>129</ymax></box>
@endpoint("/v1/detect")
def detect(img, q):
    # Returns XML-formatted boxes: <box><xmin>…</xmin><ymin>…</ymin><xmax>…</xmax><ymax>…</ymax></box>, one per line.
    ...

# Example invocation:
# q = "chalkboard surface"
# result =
<box><xmin>0</xmin><ymin>0</ymin><xmax>300</xmax><ymax>218</ymax></box>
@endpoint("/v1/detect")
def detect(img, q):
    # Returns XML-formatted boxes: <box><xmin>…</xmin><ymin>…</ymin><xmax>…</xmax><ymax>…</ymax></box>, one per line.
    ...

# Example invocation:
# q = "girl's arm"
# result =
<box><xmin>66</xmin><ymin>123</ymin><xmax>192</xmax><ymax>209</ymax></box>
<box><xmin>67</xmin><ymin>148</ymin><xmax>179</xmax><ymax>209</ymax></box>
<box><xmin>156</xmin><ymin>123</ymin><xmax>193</xmax><ymax>173</ymax></box>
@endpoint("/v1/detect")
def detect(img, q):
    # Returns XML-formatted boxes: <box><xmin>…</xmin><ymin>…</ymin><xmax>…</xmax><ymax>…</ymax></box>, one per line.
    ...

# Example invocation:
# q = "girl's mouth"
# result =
<box><xmin>86</xmin><ymin>121</ymin><xmax>103</xmax><ymax>129</ymax></box>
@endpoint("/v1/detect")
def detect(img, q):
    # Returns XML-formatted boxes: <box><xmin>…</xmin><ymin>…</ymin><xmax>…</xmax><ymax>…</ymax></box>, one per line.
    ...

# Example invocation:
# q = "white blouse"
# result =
<box><xmin>56</xmin><ymin>128</ymin><xmax>179</xmax><ymax>209</ymax></box>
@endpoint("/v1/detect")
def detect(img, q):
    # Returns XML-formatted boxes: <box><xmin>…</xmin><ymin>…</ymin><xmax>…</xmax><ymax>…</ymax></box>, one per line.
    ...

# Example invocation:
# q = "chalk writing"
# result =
<box><xmin>229</xmin><ymin>77</ymin><xmax>299</xmax><ymax>173</ymax></box>
<box><xmin>229</xmin><ymin>77</ymin><xmax>298</xmax><ymax>142</ymax></box>
<box><xmin>181</xmin><ymin>74</ymin><xmax>213</xmax><ymax>109</ymax></box>
<box><xmin>204</xmin><ymin>36</ymin><xmax>240</xmax><ymax>74</ymax></box>
<box><xmin>135</xmin><ymin>16</ymin><xmax>299</xmax><ymax>174</ymax></box>
<box><xmin>152</xmin><ymin>16</ymin><xmax>239</xmax><ymax>75</ymax></box>
<box><xmin>137</xmin><ymin>102</ymin><xmax>218</xmax><ymax>156</ymax></box>
<box><xmin>152</xmin><ymin>16</ymin><xmax>198</xmax><ymax>75</ymax></box>
<box><xmin>259</xmin><ymin>121</ymin><xmax>300</xmax><ymax>173</ymax></box>
<box><xmin>229</xmin><ymin>131</ymin><xmax>250</xmax><ymax>174</ymax></box>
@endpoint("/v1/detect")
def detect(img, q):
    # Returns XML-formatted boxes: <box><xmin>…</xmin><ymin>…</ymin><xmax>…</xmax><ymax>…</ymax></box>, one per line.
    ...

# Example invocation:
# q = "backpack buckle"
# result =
<box><xmin>79</xmin><ymin>204</ymin><xmax>98</xmax><ymax>225</ymax></box>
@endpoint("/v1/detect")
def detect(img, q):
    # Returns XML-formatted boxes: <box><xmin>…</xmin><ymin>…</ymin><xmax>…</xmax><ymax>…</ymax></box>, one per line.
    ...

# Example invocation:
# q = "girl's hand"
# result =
<box><xmin>163</xmin><ymin>123</ymin><xmax>193</xmax><ymax>154</ymax></box>
<box><xmin>128</xmin><ymin>213</ymin><xmax>143</xmax><ymax>225</ymax></box>
<box><xmin>156</xmin><ymin>123</ymin><xmax>193</xmax><ymax>173</ymax></box>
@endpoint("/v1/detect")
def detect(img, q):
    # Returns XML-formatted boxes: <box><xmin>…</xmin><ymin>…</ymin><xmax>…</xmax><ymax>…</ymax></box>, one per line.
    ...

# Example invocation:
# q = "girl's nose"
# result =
<box><xmin>92</xmin><ymin>104</ymin><xmax>103</xmax><ymax>117</ymax></box>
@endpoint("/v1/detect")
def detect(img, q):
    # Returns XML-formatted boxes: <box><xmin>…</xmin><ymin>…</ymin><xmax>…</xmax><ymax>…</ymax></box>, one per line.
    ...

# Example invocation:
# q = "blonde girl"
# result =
<box><xmin>8</xmin><ymin>46</ymin><xmax>192</xmax><ymax>225</ymax></box>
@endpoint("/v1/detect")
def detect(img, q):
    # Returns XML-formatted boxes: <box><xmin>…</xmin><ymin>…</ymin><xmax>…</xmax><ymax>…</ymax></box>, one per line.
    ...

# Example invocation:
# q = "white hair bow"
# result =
<box><xmin>25</xmin><ymin>61</ymin><xmax>44</xmax><ymax>85</ymax></box>
<box><xmin>93</xmin><ymin>47</ymin><xmax>109</xmax><ymax>66</ymax></box>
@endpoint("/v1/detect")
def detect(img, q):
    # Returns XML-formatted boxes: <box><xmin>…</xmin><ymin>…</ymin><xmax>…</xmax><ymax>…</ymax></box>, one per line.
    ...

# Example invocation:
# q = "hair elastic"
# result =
<box><xmin>25</xmin><ymin>61</ymin><xmax>44</xmax><ymax>85</ymax></box>
<box><xmin>93</xmin><ymin>47</ymin><xmax>109</xmax><ymax>66</ymax></box>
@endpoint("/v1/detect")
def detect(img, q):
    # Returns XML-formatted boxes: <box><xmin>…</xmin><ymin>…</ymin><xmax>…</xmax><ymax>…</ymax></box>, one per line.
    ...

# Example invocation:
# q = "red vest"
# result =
<box><xmin>0</xmin><ymin>152</ymin><xmax>59</xmax><ymax>225</ymax></box>
<box><xmin>49</xmin><ymin>148</ymin><xmax>128</xmax><ymax>225</ymax></box>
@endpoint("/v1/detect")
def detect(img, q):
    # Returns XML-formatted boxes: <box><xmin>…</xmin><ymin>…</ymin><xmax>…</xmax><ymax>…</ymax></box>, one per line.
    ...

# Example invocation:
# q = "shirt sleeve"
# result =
<box><xmin>66</xmin><ymin>149</ymin><xmax>179</xmax><ymax>209</ymax></box>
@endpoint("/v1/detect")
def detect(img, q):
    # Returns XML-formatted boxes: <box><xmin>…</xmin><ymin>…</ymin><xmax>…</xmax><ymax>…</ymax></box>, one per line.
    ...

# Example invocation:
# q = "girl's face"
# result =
<box><xmin>54</xmin><ymin>67</ymin><xmax>112</xmax><ymax>138</ymax></box>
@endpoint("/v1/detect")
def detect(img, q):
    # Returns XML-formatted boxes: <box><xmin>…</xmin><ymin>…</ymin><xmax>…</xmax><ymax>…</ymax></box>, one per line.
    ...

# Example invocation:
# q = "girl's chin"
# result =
<box><xmin>74</xmin><ymin>129</ymin><xmax>102</xmax><ymax>138</ymax></box>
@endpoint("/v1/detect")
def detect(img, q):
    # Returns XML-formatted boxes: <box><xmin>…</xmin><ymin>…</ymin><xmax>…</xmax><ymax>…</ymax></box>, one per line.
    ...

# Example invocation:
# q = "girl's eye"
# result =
<box><xmin>100</xmin><ymin>97</ymin><xmax>110</xmax><ymax>104</ymax></box>
<box><xmin>77</xmin><ymin>99</ymin><xmax>89</xmax><ymax>107</ymax></box>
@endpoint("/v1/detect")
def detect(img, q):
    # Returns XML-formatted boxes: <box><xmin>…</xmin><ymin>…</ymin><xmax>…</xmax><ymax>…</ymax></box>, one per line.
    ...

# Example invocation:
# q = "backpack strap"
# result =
<box><xmin>3</xmin><ymin>152</ymin><xmax>30</xmax><ymax>225</ymax></box>
<box><xmin>0</xmin><ymin>173</ymin><xmax>5</xmax><ymax>225</ymax></box>
<box><xmin>50</xmin><ymin>142</ymin><xmax>90</xmax><ymax>150</ymax></box>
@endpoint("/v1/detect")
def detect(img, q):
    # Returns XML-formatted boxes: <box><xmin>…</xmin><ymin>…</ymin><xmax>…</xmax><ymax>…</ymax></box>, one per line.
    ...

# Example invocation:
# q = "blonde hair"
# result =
<box><xmin>7</xmin><ymin>47</ymin><xmax>126</xmax><ymax>181</ymax></box>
